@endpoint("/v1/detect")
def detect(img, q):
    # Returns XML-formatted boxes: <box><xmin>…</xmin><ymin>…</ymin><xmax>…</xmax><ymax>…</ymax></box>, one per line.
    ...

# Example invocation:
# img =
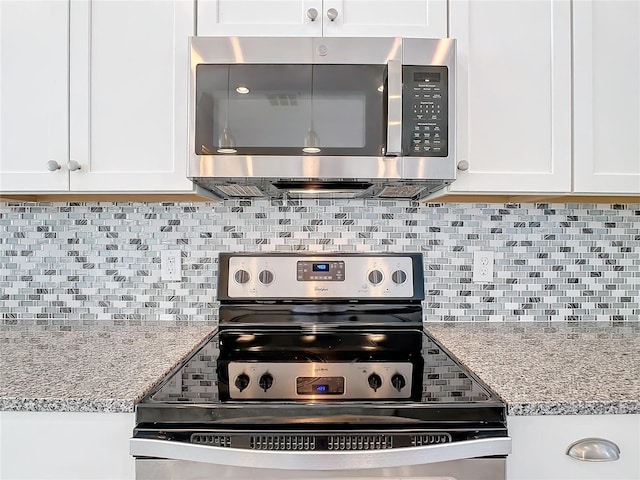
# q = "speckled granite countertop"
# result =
<box><xmin>426</xmin><ymin>322</ymin><xmax>640</xmax><ymax>416</ymax></box>
<box><xmin>0</xmin><ymin>324</ymin><xmax>215</xmax><ymax>413</ymax></box>
<box><xmin>2</xmin><ymin>322</ymin><xmax>638</xmax><ymax>415</ymax></box>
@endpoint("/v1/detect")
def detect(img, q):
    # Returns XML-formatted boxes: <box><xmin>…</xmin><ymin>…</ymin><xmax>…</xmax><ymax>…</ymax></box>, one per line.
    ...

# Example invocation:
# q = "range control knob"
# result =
<box><xmin>368</xmin><ymin>269</ymin><xmax>383</xmax><ymax>285</ymax></box>
<box><xmin>258</xmin><ymin>373</ymin><xmax>274</xmax><ymax>392</ymax></box>
<box><xmin>258</xmin><ymin>269</ymin><xmax>274</xmax><ymax>285</ymax></box>
<box><xmin>391</xmin><ymin>374</ymin><xmax>406</xmax><ymax>392</ymax></box>
<box><xmin>391</xmin><ymin>270</ymin><xmax>407</xmax><ymax>285</ymax></box>
<box><xmin>234</xmin><ymin>373</ymin><xmax>250</xmax><ymax>392</ymax></box>
<box><xmin>367</xmin><ymin>373</ymin><xmax>382</xmax><ymax>392</ymax></box>
<box><xmin>234</xmin><ymin>269</ymin><xmax>250</xmax><ymax>284</ymax></box>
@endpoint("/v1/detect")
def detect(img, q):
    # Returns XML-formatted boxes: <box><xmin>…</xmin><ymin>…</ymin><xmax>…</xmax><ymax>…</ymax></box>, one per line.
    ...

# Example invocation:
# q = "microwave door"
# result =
<box><xmin>310</xmin><ymin>64</ymin><xmax>387</xmax><ymax>157</ymax></box>
<box><xmin>386</xmin><ymin>59</ymin><xmax>402</xmax><ymax>156</ymax></box>
<box><xmin>195</xmin><ymin>64</ymin><xmax>388</xmax><ymax>157</ymax></box>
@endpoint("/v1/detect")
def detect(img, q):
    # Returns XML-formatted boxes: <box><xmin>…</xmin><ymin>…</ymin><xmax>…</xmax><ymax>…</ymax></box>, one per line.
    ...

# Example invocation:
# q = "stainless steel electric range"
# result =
<box><xmin>131</xmin><ymin>253</ymin><xmax>511</xmax><ymax>479</ymax></box>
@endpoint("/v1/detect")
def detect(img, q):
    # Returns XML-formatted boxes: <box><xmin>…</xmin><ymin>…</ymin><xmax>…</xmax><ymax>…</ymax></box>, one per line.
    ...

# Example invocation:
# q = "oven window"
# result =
<box><xmin>195</xmin><ymin>64</ymin><xmax>387</xmax><ymax>156</ymax></box>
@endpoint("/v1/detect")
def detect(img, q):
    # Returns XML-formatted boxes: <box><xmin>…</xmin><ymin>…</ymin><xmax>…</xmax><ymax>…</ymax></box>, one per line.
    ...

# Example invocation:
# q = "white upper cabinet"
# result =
<box><xmin>573</xmin><ymin>0</ymin><xmax>640</xmax><ymax>194</ymax></box>
<box><xmin>69</xmin><ymin>0</ymin><xmax>194</xmax><ymax>192</ymax></box>
<box><xmin>321</xmin><ymin>0</ymin><xmax>447</xmax><ymax>38</ymax></box>
<box><xmin>0</xmin><ymin>0</ymin><xmax>70</xmax><ymax>192</ymax></box>
<box><xmin>197</xmin><ymin>0</ymin><xmax>447</xmax><ymax>38</ymax></box>
<box><xmin>0</xmin><ymin>0</ymin><xmax>195</xmax><ymax>194</ymax></box>
<box><xmin>198</xmin><ymin>0</ymin><xmax>323</xmax><ymax>36</ymax></box>
<box><xmin>447</xmin><ymin>0</ymin><xmax>572</xmax><ymax>194</ymax></box>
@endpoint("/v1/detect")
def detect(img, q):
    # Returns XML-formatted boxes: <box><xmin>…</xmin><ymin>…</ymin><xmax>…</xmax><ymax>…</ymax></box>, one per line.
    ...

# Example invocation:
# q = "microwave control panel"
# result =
<box><xmin>403</xmin><ymin>66</ymin><xmax>449</xmax><ymax>157</ymax></box>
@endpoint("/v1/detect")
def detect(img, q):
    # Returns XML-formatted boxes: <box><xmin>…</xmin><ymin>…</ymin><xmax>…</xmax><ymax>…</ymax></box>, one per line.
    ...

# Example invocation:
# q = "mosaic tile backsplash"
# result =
<box><xmin>1</xmin><ymin>200</ymin><xmax>638</xmax><ymax>328</ymax></box>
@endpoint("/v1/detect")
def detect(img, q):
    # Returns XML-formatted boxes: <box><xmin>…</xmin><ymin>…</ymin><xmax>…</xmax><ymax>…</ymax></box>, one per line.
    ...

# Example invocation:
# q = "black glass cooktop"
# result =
<box><xmin>137</xmin><ymin>300</ymin><xmax>506</xmax><ymax>427</ymax></box>
<box><xmin>145</xmin><ymin>328</ymin><xmax>499</xmax><ymax>406</ymax></box>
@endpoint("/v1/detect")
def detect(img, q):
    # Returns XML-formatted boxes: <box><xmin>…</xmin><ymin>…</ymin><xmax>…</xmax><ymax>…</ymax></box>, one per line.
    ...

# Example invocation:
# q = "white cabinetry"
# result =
<box><xmin>0</xmin><ymin>0</ymin><xmax>194</xmax><ymax>194</ymax></box>
<box><xmin>197</xmin><ymin>0</ymin><xmax>447</xmax><ymax>38</ymax></box>
<box><xmin>0</xmin><ymin>411</ymin><xmax>135</xmax><ymax>480</ymax></box>
<box><xmin>447</xmin><ymin>0</ymin><xmax>572</xmax><ymax>195</ymax></box>
<box><xmin>507</xmin><ymin>414</ymin><xmax>640</xmax><ymax>480</ymax></box>
<box><xmin>0</xmin><ymin>0</ymin><xmax>70</xmax><ymax>192</ymax></box>
<box><xmin>573</xmin><ymin>0</ymin><xmax>640</xmax><ymax>194</ymax></box>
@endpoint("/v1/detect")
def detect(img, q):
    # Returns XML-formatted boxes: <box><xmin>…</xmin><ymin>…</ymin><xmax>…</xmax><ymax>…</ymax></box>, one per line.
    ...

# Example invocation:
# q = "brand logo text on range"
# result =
<box><xmin>314</xmin><ymin>287</ymin><xmax>329</xmax><ymax>293</ymax></box>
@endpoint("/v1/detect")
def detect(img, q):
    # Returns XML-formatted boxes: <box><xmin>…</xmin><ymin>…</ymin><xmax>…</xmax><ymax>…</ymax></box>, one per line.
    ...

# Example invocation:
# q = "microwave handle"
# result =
<box><xmin>386</xmin><ymin>59</ymin><xmax>403</xmax><ymax>156</ymax></box>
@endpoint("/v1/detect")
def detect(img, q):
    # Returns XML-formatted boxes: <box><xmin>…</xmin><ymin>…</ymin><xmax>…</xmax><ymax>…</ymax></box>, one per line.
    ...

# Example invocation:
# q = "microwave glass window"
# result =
<box><xmin>195</xmin><ymin>64</ymin><xmax>387</xmax><ymax>156</ymax></box>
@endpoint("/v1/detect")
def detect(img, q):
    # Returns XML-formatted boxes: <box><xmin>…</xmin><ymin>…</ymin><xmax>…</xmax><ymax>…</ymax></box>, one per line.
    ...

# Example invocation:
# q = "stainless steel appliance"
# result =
<box><xmin>131</xmin><ymin>253</ymin><xmax>510</xmax><ymax>479</ymax></box>
<box><xmin>188</xmin><ymin>37</ymin><xmax>456</xmax><ymax>200</ymax></box>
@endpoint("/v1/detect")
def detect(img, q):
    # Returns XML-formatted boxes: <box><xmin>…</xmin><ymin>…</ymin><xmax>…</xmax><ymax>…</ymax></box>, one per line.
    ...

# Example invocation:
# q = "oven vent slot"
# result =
<box><xmin>327</xmin><ymin>435</ymin><xmax>393</xmax><ymax>450</ymax></box>
<box><xmin>251</xmin><ymin>435</ymin><xmax>316</xmax><ymax>451</ymax></box>
<box><xmin>411</xmin><ymin>433</ymin><xmax>452</xmax><ymax>446</ymax></box>
<box><xmin>190</xmin><ymin>434</ymin><xmax>232</xmax><ymax>447</ymax></box>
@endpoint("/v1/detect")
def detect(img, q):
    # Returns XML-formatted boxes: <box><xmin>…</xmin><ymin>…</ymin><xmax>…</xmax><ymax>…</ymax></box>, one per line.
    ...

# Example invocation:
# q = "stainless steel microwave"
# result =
<box><xmin>188</xmin><ymin>37</ymin><xmax>456</xmax><ymax>200</ymax></box>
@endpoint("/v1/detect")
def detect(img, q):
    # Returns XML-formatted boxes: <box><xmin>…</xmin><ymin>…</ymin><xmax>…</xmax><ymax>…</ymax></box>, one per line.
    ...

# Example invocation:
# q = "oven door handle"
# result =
<box><xmin>130</xmin><ymin>437</ymin><xmax>511</xmax><ymax>470</ymax></box>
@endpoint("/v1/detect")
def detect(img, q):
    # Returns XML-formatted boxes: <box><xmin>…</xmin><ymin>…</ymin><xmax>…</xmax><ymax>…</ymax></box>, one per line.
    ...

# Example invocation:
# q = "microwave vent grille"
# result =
<box><xmin>378</xmin><ymin>185</ymin><xmax>428</xmax><ymax>198</ymax></box>
<box><xmin>215</xmin><ymin>184</ymin><xmax>266</xmax><ymax>198</ymax></box>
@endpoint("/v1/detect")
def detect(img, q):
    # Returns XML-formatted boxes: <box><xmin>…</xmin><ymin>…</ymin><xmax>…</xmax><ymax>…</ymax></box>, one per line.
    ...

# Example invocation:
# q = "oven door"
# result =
<box><xmin>131</xmin><ymin>437</ymin><xmax>509</xmax><ymax>479</ymax></box>
<box><xmin>135</xmin><ymin>457</ymin><xmax>505</xmax><ymax>480</ymax></box>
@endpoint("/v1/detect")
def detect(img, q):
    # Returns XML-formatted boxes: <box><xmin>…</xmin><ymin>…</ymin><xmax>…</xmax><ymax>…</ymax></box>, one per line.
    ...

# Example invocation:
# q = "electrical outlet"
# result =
<box><xmin>472</xmin><ymin>250</ymin><xmax>494</xmax><ymax>283</ymax></box>
<box><xmin>161</xmin><ymin>250</ymin><xmax>181</xmax><ymax>282</ymax></box>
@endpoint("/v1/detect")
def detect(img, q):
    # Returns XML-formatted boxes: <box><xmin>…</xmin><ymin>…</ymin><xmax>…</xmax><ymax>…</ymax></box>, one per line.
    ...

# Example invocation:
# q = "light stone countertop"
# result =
<box><xmin>425</xmin><ymin>322</ymin><xmax>640</xmax><ymax>415</ymax></box>
<box><xmin>1</xmin><ymin>322</ymin><xmax>638</xmax><ymax>415</ymax></box>
<box><xmin>0</xmin><ymin>324</ymin><xmax>215</xmax><ymax>413</ymax></box>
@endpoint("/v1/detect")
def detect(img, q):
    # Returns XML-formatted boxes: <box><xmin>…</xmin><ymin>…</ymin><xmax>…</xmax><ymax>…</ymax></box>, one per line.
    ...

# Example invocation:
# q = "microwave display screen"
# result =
<box><xmin>413</xmin><ymin>72</ymin><xmax>441</xmax><ymax>83</ymax></box>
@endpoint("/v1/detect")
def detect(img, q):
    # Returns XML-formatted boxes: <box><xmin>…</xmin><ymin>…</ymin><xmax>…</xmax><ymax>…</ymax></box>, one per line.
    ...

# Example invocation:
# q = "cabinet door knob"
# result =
<box><xmin>326</xmin><ymin>7</ymin><xmax>339</xmax><ymax>21</ymax></box>
<box><xmin>67</xmin><ymin>160</ymin><xmax>82</xmax><ymax>171</ymax></box>
<box><xmin>457</xmin><ymin>160</ymin><xmax>470</xmax><ymax>171</ymax></box>
<box><xmin>46</xmin><ymin>160</ymin><xmax>61</xmax><ymax>172</ymax></box>
<box><xmin>306</xmin><ymin>8</ymin><xmax>318</xmax><ymax>21</ymax></box>
<box><xmin>566</xmin><ymin>438</ymin><xmax>620</xmax><ymax>462</ymax></box>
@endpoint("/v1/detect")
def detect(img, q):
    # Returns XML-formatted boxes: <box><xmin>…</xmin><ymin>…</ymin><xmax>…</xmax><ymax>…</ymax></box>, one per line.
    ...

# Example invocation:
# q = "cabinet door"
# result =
<box><xmin>0</xmin><ymin>411</ymin><xmax>135</xmax><ymax>479</ymax></box>
<box><xmin>0</xmin><ymin>0</ymin><xmax>70</xmax><ymax>192</ymax></box>
<box><xmin>507</xmin><ymin>414</ymin><xmax>640</xmax><ymax>480</ymax></box>
<box><xmin>197</xmin><ymin>0</ymin><xmax>447</xmax><ymax>39</ymax></box>
<box><xmin>448</xmin><ymin>0</ymin><xmax>572</xmax><ymax>194</ymax></box>
<box><xmin>573</xmin><ymin>0</ymin><xmax>640</xmax><ymax>194</ymax></box>
<box><xmin>69</xmin><ymin>0</ymin><xmax>195</xmax><ymax>192</ymax></box>
<box><xmin>322</xmin><ymin>0</ymin><xmax>447</xmax><ymax>38</ymax></box>
<box><xmin>198</xmin><ymin>0</ymin><xmax>322</xmax><ymax>37</ymax></box>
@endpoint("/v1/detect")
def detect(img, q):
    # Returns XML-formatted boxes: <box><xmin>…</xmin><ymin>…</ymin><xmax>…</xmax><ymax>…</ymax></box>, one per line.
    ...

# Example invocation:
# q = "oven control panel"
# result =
<box><xmin>227</xmin><ymin>362</ymin><xmax>413</xmax><ymax>400</ymax></box>
<box><xmin>222</xmin><ymin>253</ymin><xmax>422</xmax><ymax>300</ymax></box>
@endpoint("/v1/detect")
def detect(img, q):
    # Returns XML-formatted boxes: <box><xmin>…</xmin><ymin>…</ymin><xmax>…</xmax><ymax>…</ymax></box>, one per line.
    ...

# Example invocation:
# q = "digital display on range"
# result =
<box><xmin>297</xmin><ymin>377</ymin><xmax>345</xmax><ymax>395</ymax></box>
<box><xmin>297</xmin><ymin>261</ymin><xmax>345</xmax><ymax>281</ymax></box>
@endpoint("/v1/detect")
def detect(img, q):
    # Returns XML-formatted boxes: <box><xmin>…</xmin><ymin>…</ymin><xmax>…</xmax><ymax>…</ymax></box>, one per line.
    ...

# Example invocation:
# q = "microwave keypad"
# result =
<box><xmin>403</xmin><ymin>66</ymin><xmax>448</xmax><ymax>157</ymax></box>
